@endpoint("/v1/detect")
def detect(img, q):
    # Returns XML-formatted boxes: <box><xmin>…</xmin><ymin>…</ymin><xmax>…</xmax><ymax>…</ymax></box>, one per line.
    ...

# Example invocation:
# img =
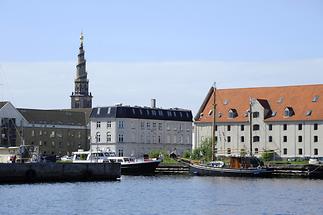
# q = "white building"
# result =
<box><xmin>194</xmin><ymin>84</ymin><xmax>323</xmax><ymax>159</ymax></box>
<box><xmin>90</xmin><ymin>101</ymin><xmax>193</xmax><ymax>157</ymax></box>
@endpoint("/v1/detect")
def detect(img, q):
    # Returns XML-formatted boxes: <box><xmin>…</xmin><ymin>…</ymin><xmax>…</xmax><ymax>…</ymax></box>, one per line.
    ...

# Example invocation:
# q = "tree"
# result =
<box><xmin>191</xmin><ymin>138</ymin><xmax>212</xmax><ymax>162</ymax></box>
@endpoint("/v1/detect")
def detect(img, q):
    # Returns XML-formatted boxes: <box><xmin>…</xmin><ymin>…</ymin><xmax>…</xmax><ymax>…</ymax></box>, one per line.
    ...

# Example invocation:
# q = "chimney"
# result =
<box><xmin>151</xmin><ymin>99</ymin><xmax>156</xmax><ymax>108</ymax></box>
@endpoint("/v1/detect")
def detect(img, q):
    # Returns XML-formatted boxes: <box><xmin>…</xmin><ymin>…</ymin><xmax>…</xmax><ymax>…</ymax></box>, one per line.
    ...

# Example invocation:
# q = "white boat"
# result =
<box><xmin>72</xmin><ymin>150</ymin><xmax>160</xmax><ymax>175</ymax></box>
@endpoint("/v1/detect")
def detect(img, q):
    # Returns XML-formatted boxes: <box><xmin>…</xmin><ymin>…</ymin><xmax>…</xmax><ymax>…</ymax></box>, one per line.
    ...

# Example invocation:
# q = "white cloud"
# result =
<box><xmin>1</xmin><ymin>59</ymin><xmax>323</xmax><ymax>114</ymax></box>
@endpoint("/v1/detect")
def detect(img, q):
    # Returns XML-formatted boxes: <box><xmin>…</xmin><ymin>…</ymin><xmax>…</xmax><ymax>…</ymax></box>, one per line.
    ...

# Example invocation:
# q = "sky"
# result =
<box><xmin>0</xmin><ymin>0</ymin><xmax>323</xmax><ymax>114</ymax></box>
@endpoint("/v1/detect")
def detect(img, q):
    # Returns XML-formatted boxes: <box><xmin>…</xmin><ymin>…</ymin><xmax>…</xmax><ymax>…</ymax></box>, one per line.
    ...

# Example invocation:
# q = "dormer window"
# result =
<box><xmin>312</xmin><ymin>95</ymin><xmax>319</xmax><ymax>102</ymax></box>
<box><xmin>228</xmin><ymin>109</ymin><xmax>238</xmax><ymax>118</ymax></box>
<box><xmin>200</xmin><ymin>113</ymin><xmax>204</xmax><ymax>117</ymax></box>
<box><xmin>208</xmin><ymin>110</ymin><xmax>213</xmax><ymax>116</ymax></box>
<box><xmin>284</xmin><ymin>107</ymin><xmax>294</xmax><ymax>117</ymax></box>
<box><xmin>306</xmin><ymin>110</ymin><xmax>312</xmax><ymax>116</ymax></box>
<box><xmin>271</xmin><ymin>111</ymin><xmax>277</xmax><ymax>117</ymax></box>
<box><xmin>224</xmin><ymin>99</ymin><xmax>229</xmax><ymax>105</ymax></box>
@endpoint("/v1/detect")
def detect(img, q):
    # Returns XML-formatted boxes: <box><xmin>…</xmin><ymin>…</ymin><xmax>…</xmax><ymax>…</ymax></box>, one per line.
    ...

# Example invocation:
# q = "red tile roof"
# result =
<box><xmin>195</xmin><ymin>84</ymin><xmax>323</xmax><ymax>123</ymax></box>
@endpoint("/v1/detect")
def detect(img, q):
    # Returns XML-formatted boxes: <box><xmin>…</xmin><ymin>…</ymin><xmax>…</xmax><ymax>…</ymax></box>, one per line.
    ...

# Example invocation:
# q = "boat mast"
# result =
<box><xmin>211</xmin><ymin>83</ymin><xmax>216</xmax><ymax>161</ymax></box>
<box><xmin>249</xmin><ymin>98</ymin><xmax>253</xmax><ymax>156</ymax></box>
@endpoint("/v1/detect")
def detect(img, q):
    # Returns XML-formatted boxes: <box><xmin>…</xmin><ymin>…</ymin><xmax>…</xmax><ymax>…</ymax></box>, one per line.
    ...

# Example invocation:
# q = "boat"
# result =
<box><xmin>190</xmin><ymin>156</ymin><xmax>273</xmax><ymax>177</ymax></box>
<box><xmin>190</xmin><ymin>83</ymin><xmax>273</xmax><ymax>177</ymax></box>
<box><xmin>72</xmin><ymin>150</ymin><xmax>161</xmax><ymax>175</ymax></box>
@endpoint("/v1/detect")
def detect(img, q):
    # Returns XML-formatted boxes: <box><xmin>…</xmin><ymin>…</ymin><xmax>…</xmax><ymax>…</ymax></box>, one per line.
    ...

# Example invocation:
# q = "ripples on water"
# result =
<box><xmin>0</xmin><ymin>176</ymin><xmax>323</xmax><ymax>215</ymax></box>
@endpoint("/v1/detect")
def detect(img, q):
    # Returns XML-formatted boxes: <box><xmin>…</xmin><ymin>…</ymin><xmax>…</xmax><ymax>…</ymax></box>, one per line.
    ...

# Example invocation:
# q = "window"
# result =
<box><xmin>118</xmin><ymin>121</ymin><xmax>124</xmax><ymax>129</ymax></box>
<box><xmin>253</xmin><ymin>112</ymin><xmax>259</xmax><ymax>118</ymax></box>
<box><xmin>153</xmin><ymin>123</ymin><xmax>157</xmax><ymax>129</ymax></box>
<box><xmin>118</xmin><ymin>134</ymin><xmax>124</xmax><ymax>143</ymax></box>
<box><xmin>283</xmin><ymin>136</ymin><xmax>287</xmax><ymax>142</ymax></box>
<box><xmin>158</xmin><ymin>136</ymin><xmax>161</xmax><ymax>143</ymax></box>
<box><xmin>269</xmin><ymin>136</ymin><xmax>273</xmax><ymax>142</ymax></box>
<box><xmin>227</xmin><ymin>125</ymin><xmax>231</xmax><ymax>131</ymax></box>
<box><xmin>314</xmin><ymin>148</ymin><xmax>318</xmax><ymax>155</ymax></box>
<box><xmin>107</xmin><ymin>121</ymin><xmax>111</xmax><ymax>128</ymax></box>
<box><xmin>241</xmin><ymin>125</ymin><xmax>244</xmax><ymax>131</ymax></box>
<box><xmin>253</xmin><ymin>136</ymin><xmax>260</xmax><ymax>142</ymax></box>
<box><xmin>298</xmin><ymin>124</ymin><xmax>302</xmax><ymax>130</ymax></box>
<box><xmin>284</xmin><ymin>107</ymin><xmax>294</xmax><ymax>117</ymax></box>
<box><xmin>215</xmin><ymin>125</ymin><xmax>218</xmax><ymax>131</ymax></box>
<box><xmin>241</xmin><ymin>136</ymin><xmax>245</xmax><ymax>143</ymax></box>
<box><xmin>227</xmin><ymin>148</ymin><xmax>231</xmax><ymax>155</ymax></box>
<box><xmin>283</xmin><ymin>124</ymin><xmax>287</xmax><ymax>131</ymax></box>
<box><xmin>158</xmin><ymin>123</ymin><xmax>162</xmax><ymax>130</ymax></box>
<box><xmin>141</xmin><ymin>121</ymin><xmax>145</xmax><ymax>129</ymax></box>
<box><xmin>227</xmin><ymin>136</ymin><xmax>231</xmax><ymax>142</ymax></box>
<box><xmin>268</xmin><ymin>124</ymin><xmax>273</xmax><ymax>131</ymax></box>
<box><xmin>107</xmin><ymin>132</ymin><xmax>111</xmax><ymax>142</ymax></box>
<box><xmin>215</xmin><ymin>136</ymin><xmax>218</xmax><ymax>142</ymax></box>
<box><xmin>96</xmin><ymin>121</ymin><xmax>101</xmax><ymax>128</ymax></box>
<box><xmin>118</xmin><ymin>149</ymin><xmax>124</xmax><ymax>157</ymax></box>
<box><xmin>314</xmin><ymin>123</ymin><xmax>318</xmax><ymax>130</ymax></box>
<box><xmin>147</xmin><ymin>122</ymin><xmax>150</xmax><ymax>129</ymax></box>
<box><xmin>31</xmin><ymin>130</ymin><xmax>35</xmax><ymax>137</ymax></box>
<box><xmin>298</xmin><ymin>136</ymin><xmax>302</xmax><ymax>143</ymax></box>
<box><xmin>214</xmin><ymin>148</ymin><xmax>218</xmax><ymax>154</ymax></box>
<box><xmin>306</xmin><ymin>110</ymin><xmax>312</xmax><ymax>116</ymax></box>
<box><xmin>228</xmin><ymin>109</ymin><xmax>237</xmax><ymax>118</ymax></box>
<box><xmin>314</xmin><ymin>136</ymin><xmax>318</xmax><ymax>142</ymax></box>
<box><xmin>283</xmin><ymin>148</ymin><xmax>287</xmax><ymax>155</ymax></box>
<box><xmin>312</xmin><ymin>95</ymin><xmax>319</xmax><ymax>102</ymax></box>
<box><xmin>298</xmin><ymin>148</ymin><xmax>303</xmax><ymax>155</ymax></box>
<box><xmin>95</xmin><ymin>132</ymin><xmax>101</xmax><ymax>142</ymax></box>
<box><xmin>255</xmin><ymin>148</ymin><xmax>259</xmax><ymax>154</ymax></box>
<box><xmin>253</xmin><ymin>124</ymin><xmax>260</xmax><ymax>131</ymax></box>
<box><xmin>240</xmin><ymin>149</ymin><xmax>246</xmax><ymax>155</ymax></box>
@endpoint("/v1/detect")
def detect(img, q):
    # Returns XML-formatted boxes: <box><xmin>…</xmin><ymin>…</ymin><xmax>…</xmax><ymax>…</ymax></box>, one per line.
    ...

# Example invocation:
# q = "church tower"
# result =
<box><xmin>70</xmin><ymin>32</ymin><xmax>93</xmax><ymax>109</ymax></box>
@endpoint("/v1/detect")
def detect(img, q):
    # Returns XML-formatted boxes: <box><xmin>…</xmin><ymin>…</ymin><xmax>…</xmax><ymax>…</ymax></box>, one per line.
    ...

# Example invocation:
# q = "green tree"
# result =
<box><xmin>191</xmin><ymin>138</ymin><xmax>212</xmax><ymax>162</ymax></box>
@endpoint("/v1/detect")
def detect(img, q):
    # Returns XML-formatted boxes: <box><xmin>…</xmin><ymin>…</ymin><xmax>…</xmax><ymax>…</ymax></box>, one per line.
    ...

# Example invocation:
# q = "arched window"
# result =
<box><xmin>95</xmin><ymin>132</ymin><xmax>101</xmax><ymax>143</ymax></box>
<box><xmin>107</xmin><ymin>132</ymin><xmax>111</xmax><ymax>142</ymax></box>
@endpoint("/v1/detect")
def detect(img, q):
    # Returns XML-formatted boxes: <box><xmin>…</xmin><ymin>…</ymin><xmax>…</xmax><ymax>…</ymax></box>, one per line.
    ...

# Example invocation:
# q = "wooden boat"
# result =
<box><xmin>190</xmin><ymin>84</ymin><xmax>273</xmax><ymax>177</ymax></box>
<box><xmin>190</xmin><ymin>156</ymin><xmax>273</xmax><ymax>177</ymax></box>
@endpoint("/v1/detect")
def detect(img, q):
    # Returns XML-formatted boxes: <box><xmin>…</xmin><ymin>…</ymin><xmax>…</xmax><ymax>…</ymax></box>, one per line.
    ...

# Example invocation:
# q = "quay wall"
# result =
<box><xmin>0</xmin><ymin>163</ymin><xmax>121</xmax><ymax>183</ymax></box>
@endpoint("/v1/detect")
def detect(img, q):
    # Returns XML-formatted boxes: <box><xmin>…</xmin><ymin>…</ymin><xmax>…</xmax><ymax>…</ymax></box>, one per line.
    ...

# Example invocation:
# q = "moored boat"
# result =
<box><xmin>72</xmin><ymin>150</ymin><xmax>160</xmax><ymax>175</ymax></box>
<box><xmin>190</xmin><ymin>156</ymin><xmax>273</xmax><ymax>177</ymax></box>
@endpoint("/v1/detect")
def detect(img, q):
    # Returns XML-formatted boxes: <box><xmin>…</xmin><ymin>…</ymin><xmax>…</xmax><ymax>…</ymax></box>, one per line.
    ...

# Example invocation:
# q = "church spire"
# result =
<box><xmin>70</xmin><ymin>32</ymin><xmax>93</xmax><ymax>109</ymax></box>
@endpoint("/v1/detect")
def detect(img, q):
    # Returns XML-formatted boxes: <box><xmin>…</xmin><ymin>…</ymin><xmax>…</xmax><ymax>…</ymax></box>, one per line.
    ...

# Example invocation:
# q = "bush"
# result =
<box><xmin>191</xmin><ymin>138</ymin><xmax>212</xmax><ymax>162</ymax></box>
<box><xmin>183</xmin><ymin>150</ymin><xmax>191</xmax><ymax>159</ymax></box>
<box><xmin>261</xmin><ymin>150</ymin><xmax>274</xmax><ymax>162</ymax></box>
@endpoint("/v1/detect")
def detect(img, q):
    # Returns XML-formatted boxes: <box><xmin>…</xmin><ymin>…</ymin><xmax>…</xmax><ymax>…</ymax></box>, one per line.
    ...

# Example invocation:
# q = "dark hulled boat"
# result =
<box><xmin>190</xmin><ymin>156</ymin><xmax>273</xmax><ymax>177</ymax></box>
<box><xmin>121</xmin><ymin>159</ymin><xmax>161</xmax><ymax>175</ymax></box>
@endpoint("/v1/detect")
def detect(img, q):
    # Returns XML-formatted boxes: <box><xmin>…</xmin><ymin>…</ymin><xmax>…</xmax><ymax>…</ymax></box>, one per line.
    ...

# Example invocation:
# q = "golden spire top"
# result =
<box><xmin>80</xmin><ymin>32</ymin><xmax>84</xmax><ymax>45</ymax></box>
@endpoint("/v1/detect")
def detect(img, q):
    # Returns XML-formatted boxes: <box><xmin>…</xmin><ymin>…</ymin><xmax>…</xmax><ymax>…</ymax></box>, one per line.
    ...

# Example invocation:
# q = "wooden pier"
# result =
<box><xmin>155</xmin><ymin>163</ymin><xmax>189</xmax><ymax>175</ymax></box>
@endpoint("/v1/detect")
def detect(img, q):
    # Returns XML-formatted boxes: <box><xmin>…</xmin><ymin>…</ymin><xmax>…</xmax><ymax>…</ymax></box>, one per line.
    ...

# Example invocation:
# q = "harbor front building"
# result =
<box><xmin>0</xmin><ymin>101</ymin><xmax>90</xmax><ymax>156</ymax></box>
<box><xmin>90</xmin><ymin>101</ymin><xmax>193</xmax><ymax>157</ymax></box>
<box><xmin>194</xmin><ymin>84</ymin><xmax>323</xmax><ymax>159</ymax></box>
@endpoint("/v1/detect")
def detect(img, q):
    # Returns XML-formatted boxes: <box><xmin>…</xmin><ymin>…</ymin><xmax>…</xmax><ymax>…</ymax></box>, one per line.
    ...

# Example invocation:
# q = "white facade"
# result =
<box><xmin>90</xmin><ymin>107</ymin><xmax>192</xmax><ymax>157</ymax></box>
<box><xmin>195</xmin><ymin>100</ymin><xmax>323</xmax><ymax>158</ymax></box>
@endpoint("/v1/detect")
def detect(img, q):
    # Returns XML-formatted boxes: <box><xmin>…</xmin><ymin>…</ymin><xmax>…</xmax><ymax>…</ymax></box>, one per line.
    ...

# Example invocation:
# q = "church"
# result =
<box><xmin>0</xmin><ymin>34</ymin><xmax>92</xmax><ymax>156</ymax></box>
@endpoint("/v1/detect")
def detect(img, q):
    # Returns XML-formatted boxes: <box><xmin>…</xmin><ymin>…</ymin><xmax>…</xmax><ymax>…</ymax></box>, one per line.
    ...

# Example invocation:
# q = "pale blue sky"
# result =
<box><xmin>1</xmin><ymin>0</ymin><xmax>323</xmax><ymax>61</ymax></box>
<box><xmin>0</xmin><ymin>0</ymin><xmax>323</xmax><ymax>113</ymax></box>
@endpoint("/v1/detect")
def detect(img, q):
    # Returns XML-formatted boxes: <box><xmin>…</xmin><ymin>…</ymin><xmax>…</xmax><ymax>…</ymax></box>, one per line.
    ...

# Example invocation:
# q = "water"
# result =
<box><xmin>0</xmin><ymin>176</ymin><xmax>322</xmax><ymax>215</ymax></box>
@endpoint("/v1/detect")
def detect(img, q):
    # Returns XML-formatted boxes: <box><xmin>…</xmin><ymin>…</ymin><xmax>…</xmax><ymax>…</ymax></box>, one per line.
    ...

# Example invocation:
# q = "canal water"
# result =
<box><xmin>0</xmin><ymin>176</ymin><xmax>322</xmax><ymax>215</ymax></box>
